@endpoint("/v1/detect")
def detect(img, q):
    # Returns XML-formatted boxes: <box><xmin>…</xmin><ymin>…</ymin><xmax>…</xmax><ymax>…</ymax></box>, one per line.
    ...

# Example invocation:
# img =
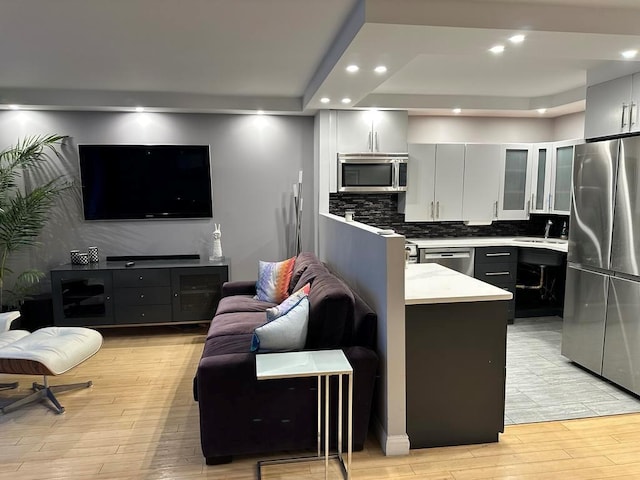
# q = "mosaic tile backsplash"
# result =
<box><xmin>329</xmin><ymin>193</ymin><xmax>569</xmax><ymax>238</ymax></box>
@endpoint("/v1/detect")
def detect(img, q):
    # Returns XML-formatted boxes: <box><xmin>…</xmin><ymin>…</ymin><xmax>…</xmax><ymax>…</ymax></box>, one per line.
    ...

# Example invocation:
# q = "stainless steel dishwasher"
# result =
<box><xmin>419</xmin><ymin>247</ymin><xmax>475</xmax><ymax>277</ymax></box>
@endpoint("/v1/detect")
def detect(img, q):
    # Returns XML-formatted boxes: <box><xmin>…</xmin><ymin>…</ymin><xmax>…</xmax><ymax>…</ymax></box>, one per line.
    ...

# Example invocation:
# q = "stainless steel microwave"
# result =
<box><xmin>337</xmin><ymin>152</ymin><xmax>408</xmax><ymax>192</ymax></box>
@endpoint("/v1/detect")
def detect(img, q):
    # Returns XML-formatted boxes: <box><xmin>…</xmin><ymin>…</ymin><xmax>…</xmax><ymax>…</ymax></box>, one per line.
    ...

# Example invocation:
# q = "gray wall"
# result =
<box><xmin>0</xmin><ymin>110</ymin><xmax>314</xmax><ymax>289</ymax></box>
<box><xmin>408</xmin><ymin>112</ymin><xmax>584</xmax><ymax>144</ymax></box>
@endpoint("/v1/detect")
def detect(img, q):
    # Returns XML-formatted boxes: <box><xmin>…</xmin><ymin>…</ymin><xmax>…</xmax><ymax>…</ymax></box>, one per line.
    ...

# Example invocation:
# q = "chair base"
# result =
<box><xmin>1</xmin><ymin>376</ymin><xmax>93</xmax><ymax>414</ymax></box>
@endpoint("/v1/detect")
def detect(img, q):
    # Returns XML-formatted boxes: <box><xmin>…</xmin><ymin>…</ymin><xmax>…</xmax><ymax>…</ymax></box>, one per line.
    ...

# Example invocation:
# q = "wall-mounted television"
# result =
<box><xmin>79</xmin><ymin>144</ymin><xmax>213</xmax><ymax>220</ymax></box>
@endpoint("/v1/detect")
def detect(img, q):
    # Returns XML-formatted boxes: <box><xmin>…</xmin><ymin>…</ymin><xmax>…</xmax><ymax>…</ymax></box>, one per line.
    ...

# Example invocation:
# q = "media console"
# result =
<box><xmin>50</xmin><ymin>258</ymin><xmax>229</xmax><ymax>327</ymax></box>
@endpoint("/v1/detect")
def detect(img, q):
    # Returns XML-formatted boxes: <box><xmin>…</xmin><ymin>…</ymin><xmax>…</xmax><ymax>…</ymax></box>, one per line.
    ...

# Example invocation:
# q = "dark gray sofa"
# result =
<box><xmin>193</xmin><ymin>252</ymin><xmax>378</xmax><ymax>465</ymax></box>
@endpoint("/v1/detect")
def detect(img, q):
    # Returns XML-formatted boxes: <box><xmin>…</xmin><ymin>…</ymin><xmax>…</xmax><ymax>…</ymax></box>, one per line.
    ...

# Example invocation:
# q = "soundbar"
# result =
<box><xmin>106</xmin><ymin>254</ymin><xmax>200</xmax><ymax>262</ymax></box>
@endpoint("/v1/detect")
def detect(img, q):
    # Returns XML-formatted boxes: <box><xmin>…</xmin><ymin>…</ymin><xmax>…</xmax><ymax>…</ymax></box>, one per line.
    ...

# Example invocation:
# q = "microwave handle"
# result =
<box><xmin>392</xmin><ymin>160</ymin><xmax>399</xmax><ymax>189</ymax></box>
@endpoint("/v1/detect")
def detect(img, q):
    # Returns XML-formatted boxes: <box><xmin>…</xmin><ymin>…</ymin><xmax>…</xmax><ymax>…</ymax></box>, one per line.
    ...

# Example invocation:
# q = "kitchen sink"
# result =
<box><xmin>516</xmin><ymin>237</ymin><xmax>568</xmax><ymax>245</ymax></box>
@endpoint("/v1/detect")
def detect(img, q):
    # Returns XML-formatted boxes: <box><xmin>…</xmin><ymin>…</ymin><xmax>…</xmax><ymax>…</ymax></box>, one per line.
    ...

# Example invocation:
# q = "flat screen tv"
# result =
<box><xmin>79</xmin><ymin>144</ymin><xmax>213</xmax><ymax>220</ymax></box>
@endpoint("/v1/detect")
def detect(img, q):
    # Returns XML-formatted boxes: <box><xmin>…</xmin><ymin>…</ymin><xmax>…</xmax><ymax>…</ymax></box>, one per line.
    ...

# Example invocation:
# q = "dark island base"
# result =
<box><xmin>406</xmin><ymin>300</ymin><xmax>508</xmax><ymax>449</ymax></box>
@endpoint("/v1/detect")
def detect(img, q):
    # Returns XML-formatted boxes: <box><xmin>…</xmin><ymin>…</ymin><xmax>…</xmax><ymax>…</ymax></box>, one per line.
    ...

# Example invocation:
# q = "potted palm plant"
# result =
<box><xmin>0</xmin><ymin>134</ymin><xmax>71</xmax><ymax>309</ymax></box>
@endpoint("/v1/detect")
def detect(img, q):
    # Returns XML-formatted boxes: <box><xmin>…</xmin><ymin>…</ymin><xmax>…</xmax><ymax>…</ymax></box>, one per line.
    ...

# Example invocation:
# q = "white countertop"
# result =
<box><xmin>407</xmin><ymin>236</ymin><xmax>568</xmax><ymax>253</ymax></box>
<box><xmin>405</xmin><ymin>263</ymin><xmax>513</xmax><ymax>305</ymax></box>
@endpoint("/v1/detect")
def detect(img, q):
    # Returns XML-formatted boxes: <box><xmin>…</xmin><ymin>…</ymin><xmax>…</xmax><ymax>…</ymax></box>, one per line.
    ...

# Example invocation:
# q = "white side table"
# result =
<box><xmin>255</xmin><ymin>349</ymin><xmax>353</xmax><ymax>480</ymax></box>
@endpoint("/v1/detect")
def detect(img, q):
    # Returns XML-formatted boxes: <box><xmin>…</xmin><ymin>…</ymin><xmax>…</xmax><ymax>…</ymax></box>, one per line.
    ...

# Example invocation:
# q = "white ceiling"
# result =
<box><xmin>2</xmin><ymin>0</ymin><xmax>640</xmax><ymax>117</ymax></box>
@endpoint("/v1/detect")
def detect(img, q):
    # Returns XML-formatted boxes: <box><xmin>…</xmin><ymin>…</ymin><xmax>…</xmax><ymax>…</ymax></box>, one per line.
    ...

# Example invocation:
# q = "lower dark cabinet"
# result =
<box><xmin>51</xmin><ymin>259</ymin><xmax>229</xmax><ymax>327</ymax></box>
<box><xmin>474</xmin><ymin>246</ymin><xmax>518</xmax><ymax>320</ymax></box>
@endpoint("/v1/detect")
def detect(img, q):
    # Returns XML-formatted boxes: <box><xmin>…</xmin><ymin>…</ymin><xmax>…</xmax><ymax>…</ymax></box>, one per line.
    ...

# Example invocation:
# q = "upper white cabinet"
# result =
<box><xmin>336</xmin><ymin>110</ymin><xmax>408</xmax><ymax>153</ymax></box>
<box><xmin>498</xmin><ymin>144</ymin><xmax>533</xmax><ymax>220</ymax></box>
<box><xmin>530</xmin><ymin>143</ymin><xmax>553</xmax><ymax>214</ymax></box>
<box><xmin>551</xmin><ymin>141</ymin><xmax>578</xmax><ymax>214</ymax></box>
<box><xmin>462</xmin><ymin>144</ymin><xmax>501</xmax><ymax>223</ymax></box>
<box><xmin>399</xmin><ymin>143</ymin><xmax>464</xmax><ymax>222</ymax></box>
<box><xmin>584</xmin><ymin>74</ymin><xmax>640</xmax><ymax>140</ymax></box>
<box><xmin>529</xmin><ymin>139</ymin><xmax>582</xmax><ymax>216</ymax></box>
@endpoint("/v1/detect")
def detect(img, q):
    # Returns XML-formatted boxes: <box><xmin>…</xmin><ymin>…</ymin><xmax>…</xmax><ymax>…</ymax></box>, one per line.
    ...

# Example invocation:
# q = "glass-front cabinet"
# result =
<box><xmin>498</xmin><ymin>144</ymin><xmax>533</xmax><ymax>220</ymax></box>
<box><xmin>528</xmin><ymin>139</ymin><xmax>581</xmax><ymax>216</ymax></box>
<box><xmin>51</xmin><ymin>270</ymin><xmax>114</xmax><ymax>326</ymax></box>
<box><xmin>530</xmin><ymin>143</ymin><xmax>552</xmax><ymax>214</ymax></box>
<box><xmin>171</xmin><ymin>266</ymin><xmax>228</xmax><ymax>322</ymax></box>
<box><xmin>551</xmin><ymin>142</ymin><xmax>577</xmax><ymax>214</ymax></box>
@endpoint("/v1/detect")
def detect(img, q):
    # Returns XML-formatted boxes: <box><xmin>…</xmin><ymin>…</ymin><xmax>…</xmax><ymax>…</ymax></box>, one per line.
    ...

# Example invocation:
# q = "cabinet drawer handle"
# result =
<box><xmin>174</xmin><ymin>293</ymin><xmax>178</xmax><ymax>297</ymax></box>
<box><xmin>140</xmin><ymin>294</ymin><xmax>145</xmax><ymax>299</ymax></box>
<box><xmin>139</xmin><ymin>276</ymin><xmax>144</xmax><ymax>281</ymax></box>
<box><xmin>141</xmin><ymin>313</ymin><xmax>145</xmax><ymax>317</ymax></box>
<box><xmin>485</xmin><ymin>252</ymin><xmax>511</xmax><ymax>257</ymax></box>
<box><xmin>485</xmin><ymin>272</ymin><xmax>510</xmax><ymax>276</ymax></box>
<box><xmin>622</xmin><ymin>103</ymin><xmax>629</xmax><ymax>129</ymax></box>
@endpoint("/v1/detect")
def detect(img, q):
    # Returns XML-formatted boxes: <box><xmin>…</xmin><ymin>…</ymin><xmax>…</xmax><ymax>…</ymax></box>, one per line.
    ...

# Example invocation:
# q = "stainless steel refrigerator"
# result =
<box><xmin>563</xmin><ymin>137</ymin><xmax>640</xmax><ymax>395</ymax></box>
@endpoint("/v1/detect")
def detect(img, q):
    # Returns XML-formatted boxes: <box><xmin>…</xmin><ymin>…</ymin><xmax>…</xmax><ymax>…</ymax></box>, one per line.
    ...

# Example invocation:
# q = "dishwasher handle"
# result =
<box><xmin>423</xmin><ymin>252</ymin><xmax>471</xmax><ymax>259</ymax></box>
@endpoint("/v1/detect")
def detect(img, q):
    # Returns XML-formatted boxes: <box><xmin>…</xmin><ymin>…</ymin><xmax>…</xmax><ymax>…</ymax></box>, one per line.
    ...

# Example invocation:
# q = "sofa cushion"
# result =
<box><xmin>208</xmin><ymin>311</ymin><xmax>267</xmax><ymax>339</ymax></box>
<box><xmin>201</xmin><ymin>333</ymin><xmax>254</xmax><ymax>356</ymax></box>
<box><xmin>292</xmin><ymin>263</ymin><xmax>329</xmax><ymax>293</ymax></box>
<box><xmin>216</xmin><ymin>295</ymin><xmax>276</xmax><ymax>316</ymax></box>
<box><xmin>305</xmin><ymin>272</ymin><xmax>354</xmax><ymax>349</ymax></box>
<box><xmin>266</xmin><ymin>283</ymin><xmax>310</xmax><ymax>321</ymax></box>
<box><xmin>251</xmin><ymin>297</ymin><xmax>309</xmax><ymax>352</ymax></box>
<box><xmin>288</xmin><ymin>252</ymin><xmax>323</xmax><ymax>293</ymax></box>
<box><xmin>255</xmin><ymin>257</ymin><xmax>296</xmax><ymax>303</ymax></box>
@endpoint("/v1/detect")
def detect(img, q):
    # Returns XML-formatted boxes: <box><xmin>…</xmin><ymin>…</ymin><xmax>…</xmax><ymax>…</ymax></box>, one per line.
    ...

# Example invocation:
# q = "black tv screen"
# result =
<box><xmin>79</xmin><ymin>144</ymin><xmax>213</xmax><ymax>220</ymax></box>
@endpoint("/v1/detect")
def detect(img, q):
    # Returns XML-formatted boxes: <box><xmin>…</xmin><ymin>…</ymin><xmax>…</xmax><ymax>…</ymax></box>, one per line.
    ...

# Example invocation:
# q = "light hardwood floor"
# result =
<box><xmin>2</xmin><ymin>326</ymin><xmax>640</xmax><ymax>479</ymax></box>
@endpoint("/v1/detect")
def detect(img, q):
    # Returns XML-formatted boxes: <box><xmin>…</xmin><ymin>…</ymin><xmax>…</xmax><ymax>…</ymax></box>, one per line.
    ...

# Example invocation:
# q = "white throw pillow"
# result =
<box><xmin>251</xmin><ymin>297</ymin><xmax>309</xmax><ymax>352</ymax></box>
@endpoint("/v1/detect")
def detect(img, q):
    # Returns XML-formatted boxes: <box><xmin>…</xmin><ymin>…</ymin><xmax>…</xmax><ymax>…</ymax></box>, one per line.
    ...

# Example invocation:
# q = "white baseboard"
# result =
<box><xmin>372</xmin><ymin>416</ymin><xmax>410</xmax><ymax>456</ymax></box>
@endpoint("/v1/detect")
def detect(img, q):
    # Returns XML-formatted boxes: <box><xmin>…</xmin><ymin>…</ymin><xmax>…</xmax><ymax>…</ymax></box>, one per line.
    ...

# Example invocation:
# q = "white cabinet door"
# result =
<box><xmin>336</xmin><ymin>110</ymin><xmax>408</xmax><ymax>153</ymax></box>
<box><xmin>399</xmin><ymin>144</ymin><xmax>436</xmax><ymax>222</ymax></box>
<box><xmin>498</xmin><ymin>144</ymin><xmax>533</xmax><ymax>220</ymax></box>
<box><xmin>434</xmin><ymin>144</ymin><xmax>465</xmax><ymax>221</ymax></box>
<box><xmin>550</xmin><ymin>141</ymin><xmax>580</xmax><ymax>215</ymax></box>
<box><xmin>336</xmin><ymin>111</ymin><xmax>375</xmax><ymax>152</ymax></box>
<box><xmin>462</xmin><ymin>144</ymin><xmax>501</xmax><ymax>223</ymax></box>
<box><xmin>530</xmin><ymin>143</ymin><xmax>553</xmax><ymax>214</ymax></box>
<box><xmin>372</xmin><ymin>111</ymin><xmax>408</xmax><ymax>152</ymax></box>
<box><xmin>584</xmin><ymin>75</ymin><xmax>633</xmax><ymax>140</ymax></box>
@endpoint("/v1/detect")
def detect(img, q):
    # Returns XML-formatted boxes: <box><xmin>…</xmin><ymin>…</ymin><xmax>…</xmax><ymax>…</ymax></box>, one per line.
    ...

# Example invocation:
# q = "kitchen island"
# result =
<box><xmin>405</xmin><ymin>263</ymin><xmax>512</xmax><ymax>449</ymax></box>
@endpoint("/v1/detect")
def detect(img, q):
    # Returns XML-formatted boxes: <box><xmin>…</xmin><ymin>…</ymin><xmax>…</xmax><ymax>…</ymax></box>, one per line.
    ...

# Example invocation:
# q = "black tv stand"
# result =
<box><xmin>50</xmin><ymin>258</ymin><xmax>229</xmax><ymax>327</ymax></box>
<box><xmin>106</xmin><ymin>254</ymin><xmax>200</xmax><ymax>262</ymax></box>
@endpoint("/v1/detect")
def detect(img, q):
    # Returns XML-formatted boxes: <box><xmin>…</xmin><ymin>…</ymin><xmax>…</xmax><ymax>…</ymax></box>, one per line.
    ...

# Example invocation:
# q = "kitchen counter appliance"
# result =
<box><xmin>418</xmin><ymin>247</ymin><xmax>475</xmax><ymax>277</ymax></box>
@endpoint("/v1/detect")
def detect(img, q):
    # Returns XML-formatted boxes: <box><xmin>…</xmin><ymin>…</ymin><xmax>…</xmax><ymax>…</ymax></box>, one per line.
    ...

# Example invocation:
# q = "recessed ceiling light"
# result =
<box><xmin>622</xmin><ymin>49</ymin><xmax>638</xmax><ymax>59</ymax></box>
<box><xmin>256</xmin><ymin>110</ymin><xmax>265</xmax><ymax>115</ymax></box>
<box><xmin>8</xmin><ymin>104</ymin><xmax>19</xmax><ymax>110</ymax></box>
<box><xmin>135</xmin><ymin>106</ymin><xmax>145</xmax><ymax>112</ymax></box>
<box><xmin>320</xmin><ymin>97</ymin><xmax>330</xmax><ymax>104</ymax></box>
<box><xmin>537</xmin><ymin>108</ymin><xmax>547</xmax><ymax>114</ymax></box>
<box><xmin>452</xmin><ymin>108</ymin><xmax>462</xmax><ymax>114</ymax></box>
<box><xmin>509</xmin><ymin>34</ymin><xmax>526</xmax><ymax>44</ymax></box>
<box><xmin>374</xmin><ymin>65</ymin><xmax>387</xmax><ymax>74</ymax></box>
<box><xmin>346</xmin><ymin>65</ymin><xmax>359</xmax><ymax>73</ymax></box>
<box><xmin>341</xmin><ymin>98</ymin><xmax>352</xmax><ymax>104</ymax></box>
<box><xmin>489</xmin><ymin>45</ymin><xmax>505</xmax><ymax>54</ymax></box>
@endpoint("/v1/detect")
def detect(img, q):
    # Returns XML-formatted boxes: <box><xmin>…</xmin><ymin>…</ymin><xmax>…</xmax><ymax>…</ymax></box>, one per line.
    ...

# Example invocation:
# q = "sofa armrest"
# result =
<box><xmin>222</xmin><ymin>281</ymin><xmax>257</xmax><ymax>297</ymax></box>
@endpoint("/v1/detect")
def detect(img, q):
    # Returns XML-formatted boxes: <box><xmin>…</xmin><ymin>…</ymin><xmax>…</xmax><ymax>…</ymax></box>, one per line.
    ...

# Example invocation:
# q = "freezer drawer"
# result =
<box><xmin>561</xmin><ymin>266</ymin><xmax>609</xmax><ymax>375</ymax></box>
<box><xmin>602</xmin><ymin>276</ymin><xmax>640</xmax><ymax>395</ymax></box>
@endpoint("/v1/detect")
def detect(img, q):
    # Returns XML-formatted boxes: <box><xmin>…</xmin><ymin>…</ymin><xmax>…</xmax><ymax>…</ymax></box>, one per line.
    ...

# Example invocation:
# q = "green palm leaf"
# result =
<box><xmin>0</xmin><ymin>135</ymin><xmax>70</xmax><ymax>307</ymax></box>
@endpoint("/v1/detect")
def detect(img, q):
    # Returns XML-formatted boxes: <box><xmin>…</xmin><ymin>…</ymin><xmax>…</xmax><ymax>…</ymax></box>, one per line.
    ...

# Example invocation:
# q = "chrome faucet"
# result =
<box><xmin>544</xmin><ymin>219</ymin><xmax>553</xmax><ymax>239</ymax></box>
